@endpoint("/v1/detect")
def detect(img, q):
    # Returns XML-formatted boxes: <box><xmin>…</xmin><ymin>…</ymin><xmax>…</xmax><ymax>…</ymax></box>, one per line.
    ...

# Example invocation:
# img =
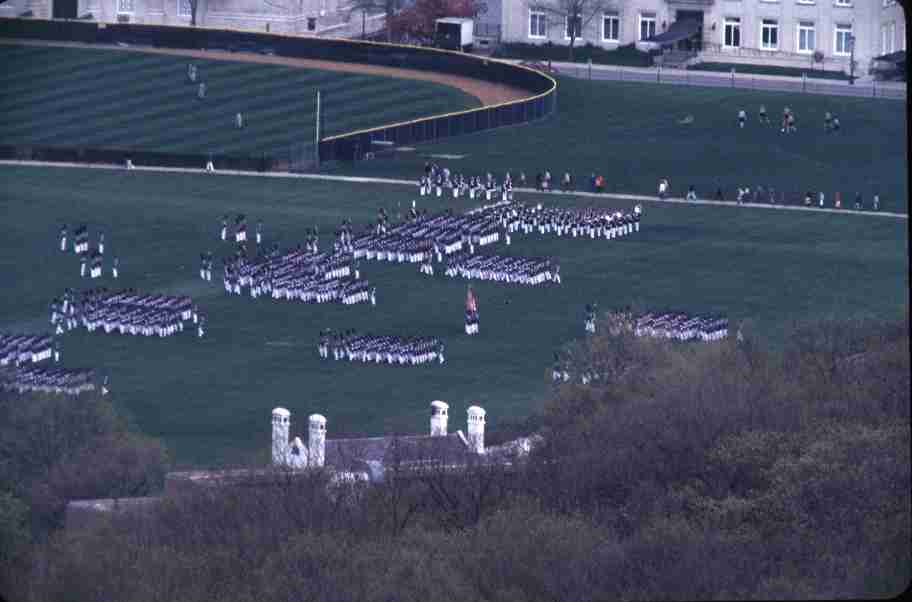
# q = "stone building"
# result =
<box><xmin>1</xmin><ymin>0</ymin><xmax>385</xmax><ymax>37</ymax></box>
<box><xmin>65</xmin><ymin>401</ymin><xmax>540</xmax><ymax>530</ymax></box>
<box><xmin>495</xmin><ymin>0</ymin><xmax>906</xmax><ymax>74</ymax></box>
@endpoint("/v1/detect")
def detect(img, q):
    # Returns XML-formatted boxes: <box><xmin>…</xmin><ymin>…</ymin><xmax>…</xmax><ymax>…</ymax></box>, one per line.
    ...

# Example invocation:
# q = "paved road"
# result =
<box><xmin>508</xmin><ymin>59</ymin><xmax>906</xmax><ymax>100</ymax></box>
<box><xmin>2</xmin><ymin>159</ymin><xmax>906</xmax><ymax>219</ymax></box>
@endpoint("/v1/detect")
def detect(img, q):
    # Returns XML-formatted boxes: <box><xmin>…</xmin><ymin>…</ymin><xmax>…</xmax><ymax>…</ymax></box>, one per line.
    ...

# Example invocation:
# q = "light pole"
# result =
<box><xmin>848</xmin><ymin>34</ymin><xmax>856</xmax><ymax>85</ymax></box>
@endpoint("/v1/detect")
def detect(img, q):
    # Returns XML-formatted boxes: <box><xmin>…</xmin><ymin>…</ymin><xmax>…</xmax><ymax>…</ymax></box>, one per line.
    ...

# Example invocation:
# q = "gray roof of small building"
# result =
<box><xmin>324</xmin><ymin>432</ymin><xmax>470</xmax><ymax>471</ymax></box>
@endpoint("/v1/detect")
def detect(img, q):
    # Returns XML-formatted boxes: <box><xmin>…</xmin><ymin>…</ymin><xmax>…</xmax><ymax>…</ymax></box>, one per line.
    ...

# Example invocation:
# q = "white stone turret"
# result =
<box><xmin>430</xmin><ymin>400</ymin><xmax>449</xmax><ymax>436</ymax></box>
<box><xmin>308</xmin><ymin>414</ymin><xmax>326</xmax><ymax>467</ymax></box>
<box><xmin>467</xmin><ymin>405</ymin><xmax>486</xmax><ymax>454</ymax></box>
<box><xmin>272</xmin><ymin>407</ymin><xmax>291</xmax><ymax>466</ymax></box>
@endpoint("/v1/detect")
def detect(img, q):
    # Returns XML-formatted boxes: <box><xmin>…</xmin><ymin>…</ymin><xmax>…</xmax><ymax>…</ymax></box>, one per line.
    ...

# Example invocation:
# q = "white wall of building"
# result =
<box><xmin>499</xmin><ymin>0</ymin><xmax>902</xmax><ymax>73</ymax></box>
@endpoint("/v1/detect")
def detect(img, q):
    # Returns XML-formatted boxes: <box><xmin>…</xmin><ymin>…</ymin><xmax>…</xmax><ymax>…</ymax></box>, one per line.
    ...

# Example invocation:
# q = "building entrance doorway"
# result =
<box><xmin>675</xmin><ymin>10</ymin><xmax>704</xmax><ymax>51</ymax></box>
<box><xmin>53</xmin><ymin>0</ymin><xmax>78</xmax><ymax>18</ymax></box>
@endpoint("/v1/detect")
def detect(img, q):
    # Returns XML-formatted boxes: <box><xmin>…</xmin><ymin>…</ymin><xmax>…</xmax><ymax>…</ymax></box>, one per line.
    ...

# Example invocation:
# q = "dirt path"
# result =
<box><xmin>0</xmin><ymin>38</ymin><xmax>529</xmax><ymax>107</ymax></box>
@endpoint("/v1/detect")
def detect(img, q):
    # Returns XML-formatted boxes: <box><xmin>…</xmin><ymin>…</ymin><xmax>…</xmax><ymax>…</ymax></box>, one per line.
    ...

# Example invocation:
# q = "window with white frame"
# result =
<box><xmin>797</xmin><ymin>21</ymin><xmax>815</xmax><ymax>53</ymax></box>
<box><xmin>639</xmin><ymin>13</ymin><xmax>656</xmax><ymax>41</ymax></box>
<box><xmin>602</xmin><ymin>13</ymin><xmax>619</xmax><ymax>42</ymax></box>
<box><xmin>834</xmin><ymin>23</ymin><xmax>852</xmax><ymax>55</ymax></box>
<box><xmin>760</xmin><ymin>19</ymin><xmax>778</xmax><ymax>50</ymax></box>
<box><xmin>723</xmin><ymin>17</ymin><xmax>741</xmax><ymax>48</ymax></box>
<box><xmin>889</xmin><ymin>22</ymin><xmax>896</xmax><ymax>51</ymax></box>
<box><xmin>565</xmin><ymin>14</ymin><xmax>582</xmax><ymax>39</ymax></box>
<box><xmin>179</xmin><ymin>0</ymin><xmax>192</xmax><ymax>17</ymax></box>
<box><xmin>797</xmin><ymin>0</ymin><xmax>815</xmax><ymax>5</ymax></box>
<box><xmin>834</xmin><ymin>0</ymin><xmax>852</xmax><ymax>6</ymax></box>
<box><xmin>117</xmin><ymin>0</ymin><xmax>134</xmax><ymax>13</ymax></box>
<box><xmin>529</xmin><ymin>10</ymin><xmax>547</xmax><ymax>38</ymax></box>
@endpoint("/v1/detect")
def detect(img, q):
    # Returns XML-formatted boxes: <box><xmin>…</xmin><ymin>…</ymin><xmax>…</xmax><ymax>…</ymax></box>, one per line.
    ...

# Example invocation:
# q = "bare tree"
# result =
<box><xmin>523</xmin><ymin>0</ymin><xmax>610</xmax><ymax>61</ymax></box>
<box><xmin>345</xmin><ymin>0</ymin><xmax>402</xmax><ymax>41</ymax></box>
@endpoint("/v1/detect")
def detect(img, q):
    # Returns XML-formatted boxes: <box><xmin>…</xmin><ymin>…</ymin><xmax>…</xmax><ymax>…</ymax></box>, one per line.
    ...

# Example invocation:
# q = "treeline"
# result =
<box><xmin>1</xmin><ymin>317</ymin><xmax>909</xmax><ymax>601</ymax></box>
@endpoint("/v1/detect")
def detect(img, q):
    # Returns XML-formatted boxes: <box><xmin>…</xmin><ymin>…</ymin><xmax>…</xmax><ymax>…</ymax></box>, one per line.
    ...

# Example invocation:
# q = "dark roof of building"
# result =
<box><xmin>324</xmin><ymin>432</ymin><xmax>470</xmax><ymax>471</ymax></box>
<box><xmin>873</xmin><ymin>50</ymin><xmax>906</xmax><ymax>64</ymax></box>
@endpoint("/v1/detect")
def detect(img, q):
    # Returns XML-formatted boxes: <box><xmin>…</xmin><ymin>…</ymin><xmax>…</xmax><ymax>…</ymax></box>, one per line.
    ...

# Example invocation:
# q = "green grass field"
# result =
<box><xmin>0</xmin><ymin>43</ymin><xmax>480</xmax><ymax>158</ymax></box>
<box><xmin>0</xmin><ymin>165</ymin><xmax>906</xmax><ymax>467</ymax></box>
<box><xmin>330</xmin><ymin>75</ymin><xmax>908</xmax><ymax>213</ymax></box>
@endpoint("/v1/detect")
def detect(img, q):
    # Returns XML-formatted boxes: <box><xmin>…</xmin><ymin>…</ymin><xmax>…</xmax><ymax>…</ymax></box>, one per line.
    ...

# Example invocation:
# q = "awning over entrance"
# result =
<box><xmin>645</xmin><ymin>19</ymin><xmax>701</xmax><ymax>45</ymax></box>
<box><xmin>873</xmin><ymin>50</ymin><xmax>906</xmax><ymax>64</ymax></box>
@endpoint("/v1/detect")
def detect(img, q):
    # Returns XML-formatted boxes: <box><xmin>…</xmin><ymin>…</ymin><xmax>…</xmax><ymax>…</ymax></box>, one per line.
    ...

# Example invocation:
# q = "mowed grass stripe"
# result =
<box><xmin>0</xmin><ymin>65</ymin><xmax>373</xmax><ymax>138</ymax></box>
<box><xmin>171</xmin><ymin>84</ymin><xmax>470</xmax><ymax>154</ymax></box>
<box><xmin>79</xmin><ymin>78</ymin><xmax>410</xmax><ymax>153</ymax></box>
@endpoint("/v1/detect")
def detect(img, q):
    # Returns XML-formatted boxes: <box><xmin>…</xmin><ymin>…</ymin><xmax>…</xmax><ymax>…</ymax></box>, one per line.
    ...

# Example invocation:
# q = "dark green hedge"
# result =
<box><xmin>688</xmin><ymin>61</ymin><xmax>850</xmax><ymax>80</ymax></box>
<box><xmin>494</xmin><ymin>42</ymin><xmax>653</xmax><ymax>67</ymax></box>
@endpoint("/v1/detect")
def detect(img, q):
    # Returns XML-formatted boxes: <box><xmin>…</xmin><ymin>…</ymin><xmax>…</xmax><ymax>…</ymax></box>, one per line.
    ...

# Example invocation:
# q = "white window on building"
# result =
<box><xmin>179</xmin><ymin>0</ymin><xmax>192</xmax><ymax>17</ymax></box>
<box><xmin>760</xmin><ymin>19</ymin><xmax>778</xmax><ymax>50</ymax></box>
<box><xmin>881</xmin><ymin>22</ymin><xmax>896</xmax><ymax>53</ymax></box>
<box><xmin>834</xmin><ymin>23</ymin><xmax>852</xmax><ymax>55</ymax></box>
<box><xmin>797</xmin><ymin>21</ymin><xmax>816</xmax><ymax>53</ymax></box>
<box><xmin>796</xmin><ymin>0</ymin><xmax>815</xmax><ymax>5</ymax></box>
<box><xmin>602</xmin><ymin>13</ymin><xmax>619</xmax><ymax>42</ymax></box>
<box><xmin>565</xmin><ymin>14</ymin><xmax>582</xmax><ymax>40</ymax></box>
<box><xmin>529</xmin><ymin>10</ymin><xmax>547</xmax><ymax>39</ymax></box>
<box><xmin>834</xmin><ymin>0</ymin><xmax>852</xmax><ymax>6</ymax></box>
<box><xmin>723</xmin><ymin>17</ymin><xmax>741</xmax><ymax>48</ymax></box>
<box><xmin>117</xmin><ymin>0</ymin><xmax>134</xmax><ymax>12</ymax></box>
<box><xmin>639</xmin><ymin>13</ymin><xmax>656</xmax><ymax>41</ymax></box>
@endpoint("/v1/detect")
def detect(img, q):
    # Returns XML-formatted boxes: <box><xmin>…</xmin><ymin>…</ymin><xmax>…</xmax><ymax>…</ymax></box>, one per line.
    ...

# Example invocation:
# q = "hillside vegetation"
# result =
<box><xmin>3</xmin><ymin>318</ymin><xmax>908</xmax><ymax>601</ymax></box>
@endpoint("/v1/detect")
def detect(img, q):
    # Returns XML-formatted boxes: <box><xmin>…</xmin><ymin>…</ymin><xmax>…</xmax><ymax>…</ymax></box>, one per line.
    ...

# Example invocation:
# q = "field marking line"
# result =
<box><xmin>1</xmin><ymin>160</ymin><xmax>906</xmax><ymax>220</ymax></box>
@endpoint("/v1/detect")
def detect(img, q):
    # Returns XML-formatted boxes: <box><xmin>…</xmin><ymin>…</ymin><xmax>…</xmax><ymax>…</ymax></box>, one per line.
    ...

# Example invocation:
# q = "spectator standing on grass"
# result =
<box><xmin>835</xmin><ymin>192</ymin><xmax>842</xmax><ymax>208</ymax></box>
<box><xmin>854</xmin><ymin>192</ymin><xmax>863</xmax><ymax>210</ymax></box>
<box><xmin>824</xmin><ymin>111</ymin><xmax>833</xmax><ymax>132</ymax></box>
<box><xmin>236</xmin><ymin>112</ymin><xmax>244</xmax><ymax>129</ymax></box>
<box><xmin>737</xmin><ymin>109</ymin><xmax>747</xmax><ymax>128</ymax></box>
<box><xmin>873</xmin><ymin>193</ymin><xmax>880</xmax><ymax>211</ymax></box>
<box><xmin>759</xmin><ymin>104</ymin><xmax>768</xmax><ymax>124</ymax></box>
<box><xmin>535</xmin><ymin>172</ymin><xmax>543</xmax><ymax>192</ymax></box>
<box><xmin>832</xmin><ymin>114</ymin><xmax>841</xmax><ymax>132</ymax></box>
<box><xmin>768</xmin><ymin>186</ymin><xmax>776</xmax><ymax>204</ymax></box>
<box><xmin>686</xmin><ymin>185</ymin><xmax>697</xmax><ymax>201</ymax></box>
<box><xmin>519</xmin><ymin>171</ymin><xmax>526</xmax><ymax>188</ymax></box>
<box><xmin>596</xmin><ymin>174</ymin><xmax>605</xmax><ymax>193</ymax></box>
<box><xmin>198</xmin><ymin>82</ymin><xmax>206</xmax><ymax>100</ymax></box>
<box><xmin>658</xmin><ymin>178</ymin><xmax>668</xmax><ymax>199</ymax></box>
<box><xmin>818</xmin><ymin>191</ymin><xmax>825</xmax><ymax>207</ymax></box>
<box><xmin>715</xmin><ymin>186</ymin><xmax>724</xmax><ymax>201</ymax></box>
<box><xmin>804</xmin><ymin>191</ymin><xmax>813</xmax><ymax>206</ymax></box>
<box><xmin>562</xmin><ymin>171</ymin><xmax>572</xmax><ymax>191</ymax></box>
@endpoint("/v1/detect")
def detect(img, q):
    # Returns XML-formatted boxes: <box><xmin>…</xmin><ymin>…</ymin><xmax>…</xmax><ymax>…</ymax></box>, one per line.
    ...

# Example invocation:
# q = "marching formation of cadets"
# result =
<box><xmin>633</xmin><ymin>311</ymin><xmax>730</xmax><ymax>342</ymax></box>
<box><xmin>442</xmin><ymin>252</ymin><xmax>560</xmax><ymax>286</ymax></box>
<box><xmin>0</xmin><ymin>332</ymin><xmax>55</xmax><ymax>367</ymax></box>
<box><xmin>318</xmin><ymin>329</ymin><xmax>446</xmax><ymax>365</ymax></box>
<box><xmin>214</xmin><ymin>214</ymin><xmax>373</xmax><ymax>306</ymax></box>
<box><xmin>50</xmin><ymin>289</ymin><xmax>202</xmax><ymax>339</ymax></box>
<box><xmin>1</xmin><ymin>331</ymin><xmax>98</xmax><ymax>396</ymax></box>
<box><xmin>2</xmin><ymin>366</ymin><xmax>97</xmax><ymax>396</ymax></box>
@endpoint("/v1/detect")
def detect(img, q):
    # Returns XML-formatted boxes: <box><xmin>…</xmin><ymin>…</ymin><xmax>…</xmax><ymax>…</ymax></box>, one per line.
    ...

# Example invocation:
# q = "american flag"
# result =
<box><xmin>466</xmin><ymin>287</ymin><xmax>478</xmax><ymax>313</ymax></box>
